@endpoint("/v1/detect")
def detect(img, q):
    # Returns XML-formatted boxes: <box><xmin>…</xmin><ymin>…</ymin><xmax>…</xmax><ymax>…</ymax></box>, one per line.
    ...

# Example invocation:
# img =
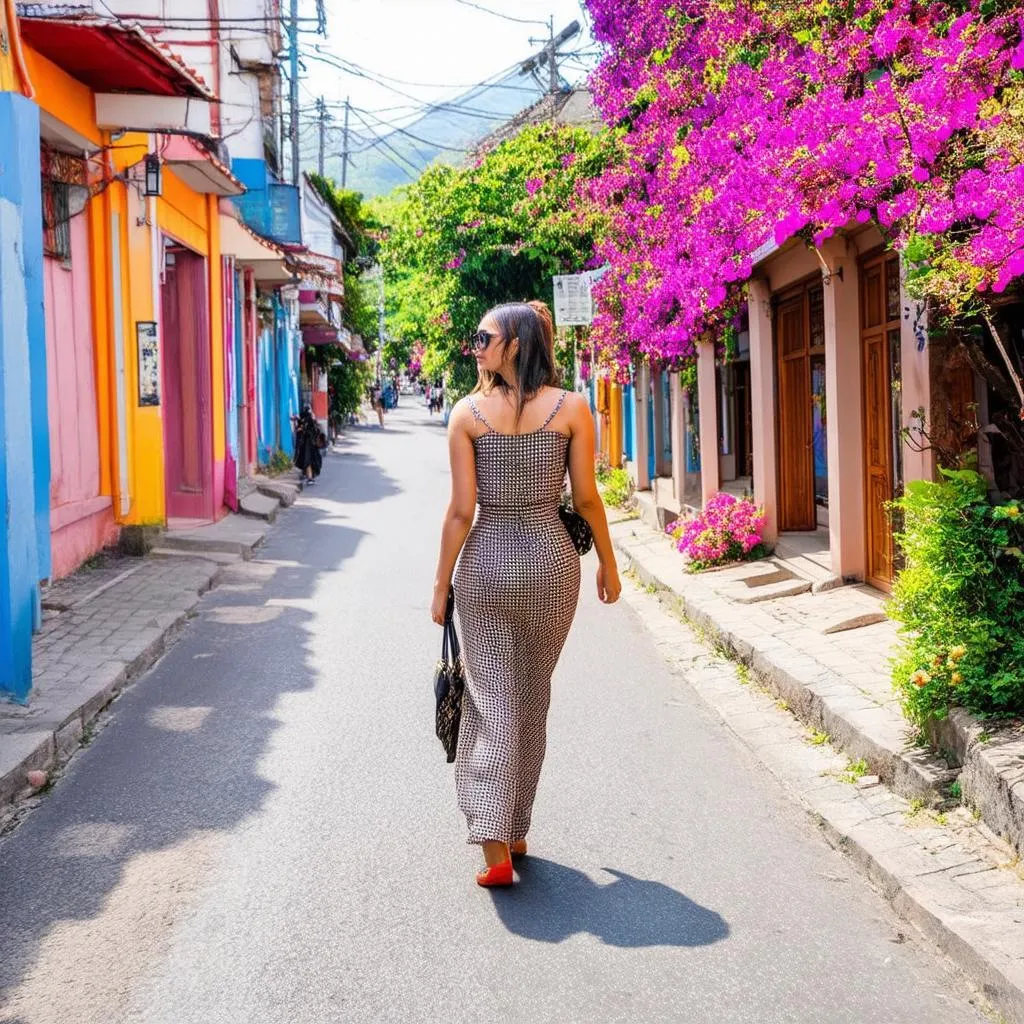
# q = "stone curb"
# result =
<box><xmin>610</xmin><ymin>521</ymin><xmax>958</xmax><ymax>803</ymax></box>
<box><xmin>929</xmin><ymin>709</ymin><xmax>1024</xmax><ymax>858</ymax></box>
<box><xmin>621</xmin><ymin>581</ymin><xmax>1024</xmax><ymax>1024</ymax></box>
<box><xmin>0</xmin><ymin>541</ymin><xmax>261</xmax><ymax>825</ymax></box>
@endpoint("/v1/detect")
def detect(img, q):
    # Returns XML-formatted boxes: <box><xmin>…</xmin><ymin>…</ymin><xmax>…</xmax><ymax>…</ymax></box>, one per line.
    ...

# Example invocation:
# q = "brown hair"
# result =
<box><xmin>474</xmin><ymin>300</ymin><xmax>559</xmax><ymax>421</ymax></box>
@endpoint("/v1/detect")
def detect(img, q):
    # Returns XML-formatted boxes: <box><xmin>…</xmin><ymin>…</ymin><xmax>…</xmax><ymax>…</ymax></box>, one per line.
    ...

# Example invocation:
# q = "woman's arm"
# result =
<box><xmin>432</xmin><ymin>400</ymin><xmax>478</xmax><ymax>623</ymax></box>
<box><xmin>565</xmin><ymin>394</ymin><xmax>621</xmax><ymax>605</ymax></box>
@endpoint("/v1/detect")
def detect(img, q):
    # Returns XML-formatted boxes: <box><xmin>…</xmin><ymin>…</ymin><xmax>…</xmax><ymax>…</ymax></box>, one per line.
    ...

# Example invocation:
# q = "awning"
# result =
<box><xmin>17</xmin><ymin>12</ymin><xmax>214</xmax><ymax>99</ymax></box>
<box><xmin>219</xmin><ymin>213</ymin><xmax>293</xmax><ymax>285</ymax></box>
<box><xmin>302</xmin><ymin>326</ymin><xmax>342</xmax><ymax>347</ymax></box>
<box><xmin>164</xmin><ymin>136</ymin><xmax>244</xmax><ymax>196</ymax></box>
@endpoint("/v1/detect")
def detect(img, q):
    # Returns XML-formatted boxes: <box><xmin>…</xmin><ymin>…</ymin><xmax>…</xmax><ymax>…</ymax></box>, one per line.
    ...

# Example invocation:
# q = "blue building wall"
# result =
<box><xmin>231</xmin><ymin>158</ymin><xmax>301</xmax><ymax>246</ymax></box>
<box><xmin>256</xmin><ymin>323</ymin><xmax>275</xmax><ymax>465</ymax></box>
<box><xmin>623</xmin><ymin>383</ymin><xmax>634</xmax><ymax>461</ymax></box>
<box><xmin>0</xmin><ymin>94</ymin><xmax>48</xmax><ymax>702</ymax></box>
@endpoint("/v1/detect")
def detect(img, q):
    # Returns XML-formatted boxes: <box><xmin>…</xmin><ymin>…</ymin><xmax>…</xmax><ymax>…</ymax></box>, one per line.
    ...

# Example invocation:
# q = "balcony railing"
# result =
<box><xmin>233</xmin><ymin>182</ymin><xmax>301</xmax><ymax>246</ymax></box>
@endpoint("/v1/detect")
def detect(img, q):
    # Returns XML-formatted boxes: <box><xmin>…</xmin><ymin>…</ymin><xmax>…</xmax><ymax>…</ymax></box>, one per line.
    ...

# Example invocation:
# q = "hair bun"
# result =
<box><xmin>527</xmin><ymin>300</ymin><xmax>554</xmax><ymax>350</ymax></box>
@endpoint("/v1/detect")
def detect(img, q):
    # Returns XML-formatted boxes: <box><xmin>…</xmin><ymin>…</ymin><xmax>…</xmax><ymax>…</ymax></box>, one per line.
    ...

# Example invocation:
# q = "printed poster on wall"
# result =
<box><xmin>136</xmin><ymin>321</ymin><xmax>160</xmax><ymax>406</ymax></box>
<box><xmin>552</xmin><ymin>273</ymin><xmax>593</xmax><ymax>326</ymax></box>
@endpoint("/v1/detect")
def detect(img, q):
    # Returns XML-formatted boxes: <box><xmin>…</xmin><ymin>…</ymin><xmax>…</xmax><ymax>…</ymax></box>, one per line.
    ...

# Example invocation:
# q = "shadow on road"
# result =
<box><xmin>0</xmin><ymin>436</ymin><xmax>402</xmax><ymax>1017</ymax></box>
<box><xmin>489</xmin><ymin>858</ymin><xmax>729</xmax><ymax>948</ymax></box>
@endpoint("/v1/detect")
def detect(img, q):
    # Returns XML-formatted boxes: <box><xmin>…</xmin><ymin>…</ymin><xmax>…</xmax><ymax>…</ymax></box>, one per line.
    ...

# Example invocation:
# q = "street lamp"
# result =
<box><xmin>144</xmin><ymin>154</ymin><xmax>162</xmax><ymax>197</ymax></box>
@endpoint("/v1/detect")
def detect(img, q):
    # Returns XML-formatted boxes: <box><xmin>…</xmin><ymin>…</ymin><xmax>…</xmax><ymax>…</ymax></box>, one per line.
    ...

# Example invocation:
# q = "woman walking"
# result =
<box><xmin>292</xmin><ymin>406</ymin><xmax>323</xmax><ymax>485</ymax></box>
<box><xmin>431</xmin><ymin>300</ymin><xmax>621</xmax><ymax>888</ymax></box>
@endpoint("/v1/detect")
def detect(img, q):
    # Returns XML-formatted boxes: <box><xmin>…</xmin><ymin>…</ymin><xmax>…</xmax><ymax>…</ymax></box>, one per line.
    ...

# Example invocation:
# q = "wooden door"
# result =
<box><xmin>861</xmin><ymin>253</ymin><xmax>903</xmax><ymax>590</ymax></box>
<box><xmin>161</xmin><ymin>246</ymin><xmax>214</xmax><ymax>521</ymax></box>
<box><xmin>776</xmin><ymin>291</ymin><xmax>816</xmax><ymax>530</ymax></box>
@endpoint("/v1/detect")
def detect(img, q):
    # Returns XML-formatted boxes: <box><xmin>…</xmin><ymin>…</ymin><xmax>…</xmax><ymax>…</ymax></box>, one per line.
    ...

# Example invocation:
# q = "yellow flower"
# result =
<box><xmin>951</xmin><ymin>672</ymin><xmax>963</xmax><ymax>686</ymax></box>
<box><xmin>932</xmin><ymin>655</ymin><xmax>944</xmax><ymax>669</ymax></box>
<box><xmin>911</xmin><ymin>670</ymin><xmax>932</xmax><ymax>688</ymax></box>
<box><xmin>1007</xmin><ymin>506</ymin><xmax>1021</xmax><ymax>519</ymax></box>
<box><xmin>950</xmin><ymin>645</ymin><xmax>967</xmax><ymax>662</ymax></box>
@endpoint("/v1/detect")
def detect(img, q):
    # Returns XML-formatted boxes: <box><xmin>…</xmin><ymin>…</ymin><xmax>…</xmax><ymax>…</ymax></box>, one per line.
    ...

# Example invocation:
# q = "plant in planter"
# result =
<box><xmin>889</xmin><ymin>469</ymin><xmax>1024</xmax><ymax>723</ymax></box>
<box><xmin>666</xmin><ymin>493</ymin><xmax>768</xmax><ymax>572</ymax></box>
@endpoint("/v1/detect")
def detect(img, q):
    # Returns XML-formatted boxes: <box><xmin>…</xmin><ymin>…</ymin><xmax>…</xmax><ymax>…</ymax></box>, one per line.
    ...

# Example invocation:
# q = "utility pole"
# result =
<box><xmin>341</xmin><ymin>97</ymin><xmax>351</xmax><ymax>188</ymax></box>
<box><xmin>288</xmin><ymin>0</ymin><xmax>299</xmax><ymax>184</ymax></box>
<box><xmin>316</xmin><ymin>96</ymin><xmax>329</xmax><ymax>177</ymax></box>
<box><xmin>522</xmin><ymin>18</ymin><xmax>580</xmax><ymax>96</ymax></box>
<box><xmin>376</xmin><ymin>264</ymin><xmax>386</xmax><ymax>384</ymax></box>
<box><xmin>547</xmin><ymin>16</ymin><xmax>557</xmax><ymax>95</ymax></box>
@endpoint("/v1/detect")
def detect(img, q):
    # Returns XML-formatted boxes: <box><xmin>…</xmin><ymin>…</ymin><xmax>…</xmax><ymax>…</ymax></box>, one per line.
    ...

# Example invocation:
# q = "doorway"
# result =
<box><xmin>775</xmin><ymin>279</ymin><xmax>828</xmax><ymax>532</ymax></box>
<box><xmin>860</xmin><ymin>252</ymin><xmax>903</xmax><ymax>590</ymax></box>
<box><xmin>161</xmin><ymin>242</ymin><xmax>213</xmax><ymax>521</ymax></box>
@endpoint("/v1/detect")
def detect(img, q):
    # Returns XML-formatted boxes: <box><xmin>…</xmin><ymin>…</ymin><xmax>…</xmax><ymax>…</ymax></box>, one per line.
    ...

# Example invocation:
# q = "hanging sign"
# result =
<box><xmin>136</xmin><ymin>321</ymin><xmax>159</xmax><ymax>406</ymax></box>
<box><xmin>552</xmin><ymin>273</ymin><xmax>594</xmax><ymax>326</ymax></box>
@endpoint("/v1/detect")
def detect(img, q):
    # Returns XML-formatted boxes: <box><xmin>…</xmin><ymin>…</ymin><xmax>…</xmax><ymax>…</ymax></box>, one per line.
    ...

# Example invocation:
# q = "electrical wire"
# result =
<box><xmin>451</xmin><ymin>0</ymin><xmax>549</xmax><ymax>27</ymax></box>
<box><xmin>347</xmin><ymin>105</ymin><xmax>424</xmax><ymax>176</ymax></box>
<box><xmin>307</xmin><ymin>47</ymin><xmax>539</xmax><ymax>95</ymax></box>
<box><xmin>346</xmin><ymin>106</ymin><xmax>471</xmax><ymax>153</ymax></box>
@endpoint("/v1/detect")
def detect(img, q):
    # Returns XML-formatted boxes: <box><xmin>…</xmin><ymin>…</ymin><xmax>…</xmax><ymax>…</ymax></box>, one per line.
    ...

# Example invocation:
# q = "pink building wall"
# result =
<box><xmin>44</xmin><ymin>212</ymin><xmax>117</xmax><ymax>579</ymax></box>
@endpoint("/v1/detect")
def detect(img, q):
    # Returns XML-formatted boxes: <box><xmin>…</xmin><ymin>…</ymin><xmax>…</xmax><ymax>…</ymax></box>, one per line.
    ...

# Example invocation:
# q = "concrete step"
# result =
<box><xmin>239</xmin><ymin>491</ymin><xmax>280</xmax><ymax>523</ymax></box>
<box><xmin>160</xmin><ymin>515</ymin><xmax>270</xmax><ymax>559</ymax></box>
<box><xmin>732</xmin><ymin>578</ymin><xmax>812</xmax><ymax>604</ymax></box>
<box><xmin>251</xmin><ymin>474</ymin><xmax>300</xmax><ymax>507</ymax></box>
<box><xmin>150</xmin><ymin>547</ymin><xmax>242</xmax><ymax>565</ymax></box>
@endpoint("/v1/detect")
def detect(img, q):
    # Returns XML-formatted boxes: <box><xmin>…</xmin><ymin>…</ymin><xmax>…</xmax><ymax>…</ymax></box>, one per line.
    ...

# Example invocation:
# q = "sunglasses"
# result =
<box><xmin>470</xmin><ymin>329</ymin><xmax>500</xmax><ymax>352</ymax></box>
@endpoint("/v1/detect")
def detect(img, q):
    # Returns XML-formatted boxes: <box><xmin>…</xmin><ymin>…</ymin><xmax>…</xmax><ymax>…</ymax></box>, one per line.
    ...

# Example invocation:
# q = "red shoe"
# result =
<box><xmin>476</xmin><ymin>857</ymin><xmax>514</xmax><ymax>887</ymax></box>
<box><xmin>510</xmin><ymin>839</ymin><xmax>528</xmax><ymax>858</ymax></box>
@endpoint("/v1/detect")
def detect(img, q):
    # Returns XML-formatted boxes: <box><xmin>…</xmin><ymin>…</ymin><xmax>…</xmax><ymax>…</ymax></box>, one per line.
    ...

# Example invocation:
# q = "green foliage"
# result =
<box><xmin>600</xmin><ymin>467</ymin><xmax>635</xmax><ymax>509</ymax></box>
<box><xmin>259</xmin><ymin>449</ymin><xmax>293</xmax><ymax>476</ymax></box>
<box><xmin>888</xmin><ymin>469</ymin><xmax>1024</xmax><ymax>722</ymax></box>
<box><xmin>376</xmin><ymin>124</ymin><xmax>616</xmax><ymax>388</ymax></box>
<box><xmin>329</xmin><ymin>356</ymin><xmax>373</xmax><ymax>421</ymax></box>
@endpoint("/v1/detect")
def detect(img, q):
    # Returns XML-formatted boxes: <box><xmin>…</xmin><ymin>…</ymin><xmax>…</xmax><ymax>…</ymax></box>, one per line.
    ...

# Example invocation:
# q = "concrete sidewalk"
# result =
<box><xmin>612</xmin><ymin>516</ymin><xmax>1024</xmax><ymax>1021</ymax></box>
<box><xmin>0</xmin><ymin>513</ymin><xmax>274</xmax><ymax>825</ymax></box>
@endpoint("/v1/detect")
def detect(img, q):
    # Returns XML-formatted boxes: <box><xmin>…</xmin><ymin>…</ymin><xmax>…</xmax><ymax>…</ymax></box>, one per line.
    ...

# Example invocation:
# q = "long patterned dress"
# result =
<box><xmin>453</xmin><ymin>391</ymin><xmax>581</xmax><ymax>845</ymax></box>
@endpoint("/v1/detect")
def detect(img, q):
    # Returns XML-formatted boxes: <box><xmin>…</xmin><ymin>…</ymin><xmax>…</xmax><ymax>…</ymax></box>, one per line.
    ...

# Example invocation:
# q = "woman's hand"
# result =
<box><xmin>431</xmin><ymin>584</ymin><xmax>449</xmax><ymax>625</ymax></box>
<box><xmin>597</xmin><ymin>562</ymin><xmax>621</xmax><ymax>605</ymax></box>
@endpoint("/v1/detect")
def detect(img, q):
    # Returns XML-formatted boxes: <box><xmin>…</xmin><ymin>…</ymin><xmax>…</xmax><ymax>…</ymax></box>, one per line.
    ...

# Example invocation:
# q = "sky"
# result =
<box><xmin>298</xmin><ymin>0</ymin><xmax>600</xmax><ymax>133</ymax></box>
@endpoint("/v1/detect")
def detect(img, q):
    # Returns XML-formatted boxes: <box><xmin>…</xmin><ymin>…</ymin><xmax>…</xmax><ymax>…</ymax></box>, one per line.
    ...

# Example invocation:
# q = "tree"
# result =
<box><xmin>584</xmin><ymin>0</ymin><xmax>1024</xmax><ymax>386</ymax></box>
<box><xmin>375</xmin><ymin>123</ymin><xmax>616</xmax><ymax>397</ymax></box>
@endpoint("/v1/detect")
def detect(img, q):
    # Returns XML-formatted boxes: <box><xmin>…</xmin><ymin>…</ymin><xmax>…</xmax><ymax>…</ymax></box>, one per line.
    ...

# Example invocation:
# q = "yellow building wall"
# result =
<box><xmin>608</xmin><ymin>381</ymin><xmax>624</xmax><ymax>468</ymax></box>
<box><xmin>0</xmin><ymin>4</ymin><xmax>18</xmax><ymax>93</ymax></box>
<box><xmin>206</xmin><ymin>194</ymin><xmax>225</xmax><ymax>468</ymax></box>
<box><xmin>22</xmin><ymin>45</ymin><xmax>101</xmax><ymax>145</ymax></box>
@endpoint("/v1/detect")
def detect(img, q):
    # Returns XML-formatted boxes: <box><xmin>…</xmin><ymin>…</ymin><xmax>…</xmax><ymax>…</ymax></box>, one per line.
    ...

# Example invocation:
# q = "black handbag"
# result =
<box><xmin>434</xmin><ymin>586</ymin><xmax>465</xmax><ymax>763</ymax></box>
<box><xmin>559</xmin><ymin>494</ymin><xmax>594</xmax><ymax>556</ymax></box>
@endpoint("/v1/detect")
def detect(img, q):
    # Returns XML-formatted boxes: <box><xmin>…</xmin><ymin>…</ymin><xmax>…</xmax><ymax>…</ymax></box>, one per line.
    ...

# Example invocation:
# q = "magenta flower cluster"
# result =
<box><xmin>666</xmin><ymin>493</ymin><xmax>767</xmax><ymax>570</ymax></box>
<box><xmin>582</xmin><ymin>0</ymin><xmax>1024</xmax><ymax>369</ymax></box>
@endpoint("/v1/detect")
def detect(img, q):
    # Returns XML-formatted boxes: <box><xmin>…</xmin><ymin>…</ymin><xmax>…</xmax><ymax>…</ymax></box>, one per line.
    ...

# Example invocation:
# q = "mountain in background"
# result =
<box><xmin>317</xmin><ymin>72</ymin><xmax>547</xmax><ymax>198</ymax></box>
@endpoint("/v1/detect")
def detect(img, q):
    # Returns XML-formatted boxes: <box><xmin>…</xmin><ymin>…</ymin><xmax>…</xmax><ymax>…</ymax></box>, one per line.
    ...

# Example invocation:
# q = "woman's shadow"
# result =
<box><xmin>489</xmin><ymin>858</ymin><xmax>729</xmax><ymax>948</ymax></box>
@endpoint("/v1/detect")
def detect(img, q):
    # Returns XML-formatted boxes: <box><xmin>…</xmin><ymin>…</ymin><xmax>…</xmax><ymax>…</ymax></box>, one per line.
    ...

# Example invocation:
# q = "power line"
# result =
<box><xmin>451</xmin><ymin>0</ymin><xmax>549</xmax><ymax>26</ymax></box>
<box><xmin>306</xmin><ymin>46</ymin><xmax>539</xmax><ymax>95</ymax></box>
<box><xmin>347</xmin><ymin>105</ymin><xmax>423</xmax><ymax>176</ymax></box>
<box><xmin>348</xmin><ymin>106</ymin><xmax>472</xmax><ymax>153</ymax></box>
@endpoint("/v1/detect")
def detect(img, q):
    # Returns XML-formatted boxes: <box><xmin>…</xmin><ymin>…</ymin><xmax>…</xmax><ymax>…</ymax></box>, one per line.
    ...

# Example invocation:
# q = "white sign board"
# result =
<box><xmin>553</xmin><ymin>273</ymin><xmax>593</xmax><ymax>326</ymax></box>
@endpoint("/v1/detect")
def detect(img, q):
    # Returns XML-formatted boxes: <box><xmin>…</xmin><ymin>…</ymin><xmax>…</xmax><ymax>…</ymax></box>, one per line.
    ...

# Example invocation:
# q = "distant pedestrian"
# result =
<box><xmin>431</xmin><ymin>299</ymin><xmax>622</xmax><ymax>887</ymax></box>
<box><xmin>369</xmin><ymin>383</ymin><xmax>385</xmax><ymax>428</ymax></box>
<box><xmin>293</xmin><ymin>406</ymin><xmax>323</xmax><ymax>485</ymax></box>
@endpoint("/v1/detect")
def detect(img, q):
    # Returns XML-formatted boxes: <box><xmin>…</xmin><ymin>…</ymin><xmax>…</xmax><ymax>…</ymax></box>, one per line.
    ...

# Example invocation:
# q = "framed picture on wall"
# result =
<box><xmin>137</xmin><ymin>321</ymin><xmax>159</xmax><ymax>406</ymax></box>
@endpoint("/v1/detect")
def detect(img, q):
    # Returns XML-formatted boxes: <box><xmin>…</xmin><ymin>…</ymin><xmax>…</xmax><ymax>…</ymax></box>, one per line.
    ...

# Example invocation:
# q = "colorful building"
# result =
<box><xmin>2</xmin><ymin>0</ymin><xmax>301</xmax><ymax>702</ymax></box>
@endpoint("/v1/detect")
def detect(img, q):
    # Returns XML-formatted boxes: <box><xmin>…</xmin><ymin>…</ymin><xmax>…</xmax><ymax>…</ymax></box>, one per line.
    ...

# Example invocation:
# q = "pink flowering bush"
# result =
<box><xmin>666</xmin><ymin>493</ymin><xmax>768</xmax><ymax>571</ymax></box>
<box><xmin>583</xmin><ymin>0</ymin><xmax>1024</xmax><ymax>371</ymax></box>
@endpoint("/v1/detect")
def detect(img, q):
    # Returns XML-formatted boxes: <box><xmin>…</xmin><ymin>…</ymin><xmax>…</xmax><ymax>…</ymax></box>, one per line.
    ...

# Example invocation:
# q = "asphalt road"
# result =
<box><xmin>0</xmin><ymin>404</ymin><xmax>987</xmax><ymax>1024</ymax></box>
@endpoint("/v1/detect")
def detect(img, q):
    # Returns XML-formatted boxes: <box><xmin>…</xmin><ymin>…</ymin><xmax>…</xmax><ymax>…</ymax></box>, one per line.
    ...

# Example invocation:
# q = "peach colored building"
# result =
<box><xmin>627</xmin><ymin>224</ymin><xmax>933</xmax><ymax>593</ymax></box>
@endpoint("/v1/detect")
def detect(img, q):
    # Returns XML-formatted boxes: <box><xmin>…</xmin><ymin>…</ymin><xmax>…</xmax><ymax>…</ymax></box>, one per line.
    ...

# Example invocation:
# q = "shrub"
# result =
<box><xmin>889</xmin><ymin>469</ymin><xmax>1024</xmax><ymax>722</ymax></box>
<box><xmin>666</xmin><ymin>493</ymin><xmax>768</xmax><ymax>571</ymax></box>
<box><xmin>600</xmin><ymin>467</ymin><xmax>634</xmax><ymax>509</ymax></box>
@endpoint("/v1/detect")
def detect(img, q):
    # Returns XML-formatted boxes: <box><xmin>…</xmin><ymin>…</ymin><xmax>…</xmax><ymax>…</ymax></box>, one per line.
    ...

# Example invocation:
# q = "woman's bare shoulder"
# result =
<box><xmin>449</xmin><ymin>396</ymin><xmax>476</xmax><ymax>430</ymax></box>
